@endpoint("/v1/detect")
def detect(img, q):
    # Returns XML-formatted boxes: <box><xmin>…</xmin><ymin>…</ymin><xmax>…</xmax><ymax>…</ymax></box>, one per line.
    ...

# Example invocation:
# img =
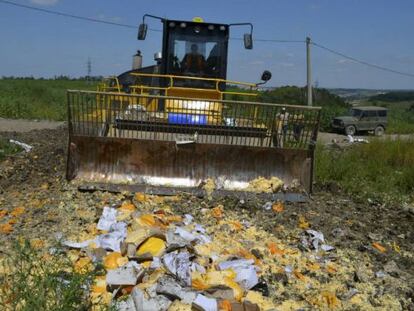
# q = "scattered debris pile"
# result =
<box><xmin>57</xmin><ymin>194</ymin><xmax>407</xmax><ymax>311</ymax></box>
<box><xmin>63</xmin><ymin>198</ymin><xmax>271</xmax><ymax>310</ymax></box>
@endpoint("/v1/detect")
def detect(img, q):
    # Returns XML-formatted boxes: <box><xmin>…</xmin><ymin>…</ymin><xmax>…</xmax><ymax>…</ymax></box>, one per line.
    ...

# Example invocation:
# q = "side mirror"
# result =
<box><xmin>261</xmin><ymin>70</ymin><xmax>272</xmax><ymax>82</ymax></box>
<box><xmin>138</xmin><ymin>23</ymin><xmax>148</xmax><ymax>40</ymax></box>
<box><xmin>244</xmin><ymin>33</ymin><xmax>253</xmax><ymax>49</ymax></box>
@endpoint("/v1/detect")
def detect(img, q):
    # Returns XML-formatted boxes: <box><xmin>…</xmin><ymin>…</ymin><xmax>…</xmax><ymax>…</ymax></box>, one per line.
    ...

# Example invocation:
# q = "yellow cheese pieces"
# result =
<box><xmin>125</xmin><ymin>228</ymin><xmax>151</xmax><ymax>244</ymax></box>
<box><xmin>117</xmin><ymin>202</ymin><xmax>136</xmax><ymax>221</ymax></box>
<box><xmin>246</xmin><ymin>177</ymin><xmax>283</xmax><ymax>193</ymax></box>
<box><xmin>0</xmin><ymin>223</ymin><xmax>13</xmax><ymax>234</ymax></box>
<box><xmin>211</xmin><ymin>205</ymin><xmax>224</xmax><ymax>219</ymax></box>
<box><xmin>372</xmin><ymin>242</ymin><xmax>387</xmax><ymax>253</ymax></box>
<box><xmin>91</xmin><ymin>276</ymin><xmax>107</xmax><ymax>294</ymax></box>
<box><xmin>135</xmin><ymin>214</ymin><xmax>156</xmax><ymax>227</ymax></box>
<box><xmin>136</xmin><ymin>237</ymin><xmax>166</xmax><ymax>257</ymax></box>
<box><xmin>103</xmin><ymin>252</ymin><xmax>128</xmax><ymax>270</ymax></box>
<box><xmin>191</xmin><ymin>270</ymin><xmax>243</xmax><ymax>301</ymax></box>
<box><xmin>134</xmin><ymin>192</ymin><xmax>147</xmax><ymax>203</ymax></box>
<box><xmin>321</xmin><ymin>291</ymin><xmax>341</xmax><ymax>309</ymax></box>
<box><xmin>298</xmin><ymin>215</ymin><xmax>310</xmax><ymax>229</ymax></box>
<box><xmin>244</xmin><ymin>291</ymin><xmax>275</xmax><ymax>310</ymax></box>
<box><xmin>10</xmin><ymin>207</ymin><xmax>25</xmax><ymax>217</ymax></box>
<box><xmin>272</xmin><ymin>202</ymin><xmax>285</xmax><ymax>213</ymax></box>
<box><xmin>74</xmin><ymin>257</ymin><xmax>93</xmax><ymax>274</ymax></box>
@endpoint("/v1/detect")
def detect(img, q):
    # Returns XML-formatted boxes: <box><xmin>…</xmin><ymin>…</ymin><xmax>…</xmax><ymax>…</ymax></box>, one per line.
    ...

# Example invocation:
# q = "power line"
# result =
<box><xmin>312</xmin><ymin>41</ymin><xmax>414</xmax><ymax>78</ymax></box>
<box><xmin>0</xmin><ymin>0</ymin><xmax>298</xmax><ymax>41</ymax></box>
<box><xmin>230</xmin><ymin>37</ymin><xmax>304</xmax><ymax>43</ymax></box>
<box><xmin>2</xmin><ymin>0</ymin><xmax>414</xmax><ymax>79</ymax></box>
<box><xmin>0</xmin><ymin>0</ymin><xmax>138</xmax><ymax>29</ymax></box>
<box><xmin>0</xmin><ymin>0</ymin><xmax>161</xmax><ymax>32</ymax></box>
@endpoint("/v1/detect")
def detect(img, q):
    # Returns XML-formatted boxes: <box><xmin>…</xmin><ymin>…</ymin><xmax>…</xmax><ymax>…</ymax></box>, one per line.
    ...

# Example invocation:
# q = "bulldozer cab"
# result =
<box><xmin>66</xmin><ymin>15</ymin><xmax>322</xmax><ymax>201</ymax></box>
<box><xmin>161</xmin><ymin>19</ymin><xmax>229</xmax><ymax>84</ymax></box>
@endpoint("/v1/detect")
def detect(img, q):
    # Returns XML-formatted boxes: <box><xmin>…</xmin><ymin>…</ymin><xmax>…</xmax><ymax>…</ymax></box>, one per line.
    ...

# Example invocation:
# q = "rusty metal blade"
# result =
<box><xmin>67</xmin><ymin>136</ymin><xmax>314</xmax><ymax>196</ymax></box>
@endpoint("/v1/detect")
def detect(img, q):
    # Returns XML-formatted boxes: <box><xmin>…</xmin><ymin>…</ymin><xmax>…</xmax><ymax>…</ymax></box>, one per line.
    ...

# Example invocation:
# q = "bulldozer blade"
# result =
<box><xmin>67</xmin><ymin>136</ymin><xmax>314</xmax><ymax>198</ymax></box>
<box><xmin>66</xmin><ymin>90</ymin><xmax>321</xmax><ymax>199</ymax></box>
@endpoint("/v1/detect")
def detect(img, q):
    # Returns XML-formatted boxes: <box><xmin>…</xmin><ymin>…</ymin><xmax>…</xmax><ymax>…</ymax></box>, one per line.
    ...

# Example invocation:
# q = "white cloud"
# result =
<box><xmin>30</xmin><ymin>0</ymin><xmax>59</xmax><ymax>5</ymax></box>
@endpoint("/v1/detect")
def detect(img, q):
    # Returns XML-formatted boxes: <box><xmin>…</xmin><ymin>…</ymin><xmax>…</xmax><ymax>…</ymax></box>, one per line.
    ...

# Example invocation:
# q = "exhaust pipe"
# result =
<box><xmin>132</xmin><ymin>50</ymin><xmax>142</xmax><ymax>70</ymax></box>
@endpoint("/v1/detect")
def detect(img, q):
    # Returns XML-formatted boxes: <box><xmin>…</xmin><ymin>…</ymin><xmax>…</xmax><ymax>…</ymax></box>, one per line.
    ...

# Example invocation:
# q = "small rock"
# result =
<box><xmin>339</xmin><ymin>288</ymin><xmax>359</xmax><ymax>300</ymax></box>
<box><xmin>251</xmin><ymin>279</ymin><xmax>269</xmax><ymax>297</ymax></box>
<box><xmin>262</xmin><ymin>202</ymin><xmax>272</xmax><ymax>211</ymax></box>
<box><xmin>354</xmin><ymin>268</ymin><xmax>370</xmax><ymax>283</ymax></box>
<box><xmin>251</xmin><ymin>249</ymin><xmax>263</xmax><ymax>259</ymax></box>
<box><xmin>331</xmin><ymin>227</ymin><xmax>345</xmax><ymax>238</ymax></box>
<box><xmin>375</xmin><ymin>271</ymin><xmax>387</xmax><ymax>278</ymax></box>
<box><xmin>272</xmin><ymin>272</ymin><xmax>288</xmax><ymax>285</ymax></box>
<box><xmin>368</xmin><ymin>232</ymin><xmax>383</xmax><ymax>241</ymax></box>
<box><xmin>402</xmin><ymin>204</ymin><xmax>414</xmax><ymax>215</ymax></box>
<box><xmin>384</xmin><ymin>260</ymin><xmax>400</xmax><ymax>277</ymax></box>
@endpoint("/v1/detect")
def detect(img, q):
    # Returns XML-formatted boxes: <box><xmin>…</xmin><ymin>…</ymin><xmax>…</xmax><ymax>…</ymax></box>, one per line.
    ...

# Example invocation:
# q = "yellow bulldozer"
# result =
<box><xmin>66</xmin><ymin>14</ymin><xmax>321</xmax><ymax>200</ymax></box>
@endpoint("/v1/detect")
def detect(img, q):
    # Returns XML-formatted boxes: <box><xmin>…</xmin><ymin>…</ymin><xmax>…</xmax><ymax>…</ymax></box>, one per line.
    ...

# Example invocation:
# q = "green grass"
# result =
<box><xmin>1</xmin><ymin>78</ymin><xmax>413</xmax><ymax>135</ymax></box>
<box><xmin>382</xmin><ymin>102</ymin><xmax>414</xmax><ymax>134</ymax></box>
<box><xmin>367</xmin><ymin>100</ymin><xmax>414</xmax><ymax>134</ymax></box>
<box><xmin>0</xmin><ymin>78</ymin><xmax>97</xmax><ymax>121</ymax></box>
<box><xmin>0</xmin><ymin>240</ymin><xmax>108</xmax><ymax>311</ymax></box>
<box><xmin>0</xmin><ymin>138</ymin><xmax>22</xmax><ymax>161</ymax></box>
<box><xmin>316</xmin><ymin>139</ymin><xmax>414</xmax><ymax>204</ymax></box>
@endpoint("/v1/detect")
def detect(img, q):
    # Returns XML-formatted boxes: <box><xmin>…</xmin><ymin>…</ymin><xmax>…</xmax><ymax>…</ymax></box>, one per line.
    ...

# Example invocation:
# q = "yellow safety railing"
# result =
<box><xmin>98</xmin><ymin>76</ymin><xmax>122</xmax><ymax>93</ymax></box>
<box><xmin>128</xmin><ymin>72</ymin><xmax>258</xmax><ymax>98</ymax></box>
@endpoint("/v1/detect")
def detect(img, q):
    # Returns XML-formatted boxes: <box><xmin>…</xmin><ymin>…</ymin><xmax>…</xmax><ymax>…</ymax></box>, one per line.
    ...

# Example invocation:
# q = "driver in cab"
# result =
<box><xmin>181</xmin><ymin>43</ymin><xmax>206</xmax><ymax>74</ymax></box>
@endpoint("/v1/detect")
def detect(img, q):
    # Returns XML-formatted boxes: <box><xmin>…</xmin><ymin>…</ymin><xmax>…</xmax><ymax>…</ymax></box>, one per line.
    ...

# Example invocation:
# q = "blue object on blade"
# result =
<box><xmin>168</xmin><ymin>113</ymin><xmax>207</xmax><ymax>125</ymax></box>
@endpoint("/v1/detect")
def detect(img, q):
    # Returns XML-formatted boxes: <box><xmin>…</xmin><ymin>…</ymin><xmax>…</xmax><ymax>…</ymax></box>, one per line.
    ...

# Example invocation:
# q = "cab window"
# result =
<box><xmin>166</xmin><ymin>23</ymin><xmax>228</xmax><ymax>84</ymax></box>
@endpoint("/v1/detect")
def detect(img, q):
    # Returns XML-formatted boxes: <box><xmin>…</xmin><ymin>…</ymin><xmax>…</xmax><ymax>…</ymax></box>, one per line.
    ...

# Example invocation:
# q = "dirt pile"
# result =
<box><xmin>0</xmin><ymin>127</ymin><xmax>413</xmax><ymax>310</ymax></box>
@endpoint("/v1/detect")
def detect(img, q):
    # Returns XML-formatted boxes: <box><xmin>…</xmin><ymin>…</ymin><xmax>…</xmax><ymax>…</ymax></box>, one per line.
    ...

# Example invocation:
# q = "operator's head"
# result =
<box><xmin>191</xmin><ymin>44</ymin><xmax>198</xmax><ymax>53</ymax></box>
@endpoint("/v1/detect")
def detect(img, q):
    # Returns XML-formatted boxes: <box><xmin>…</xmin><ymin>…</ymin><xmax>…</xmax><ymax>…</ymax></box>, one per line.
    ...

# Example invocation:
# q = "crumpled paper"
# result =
<box><xmin>301</xmin><ymin>229</ymin><xmax>335</xmax><ymax>252</ymax></box>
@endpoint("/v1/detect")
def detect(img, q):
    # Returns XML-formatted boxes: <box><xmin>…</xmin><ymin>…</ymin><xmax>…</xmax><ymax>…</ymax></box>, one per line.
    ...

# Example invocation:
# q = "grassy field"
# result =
<box><xmin>1</xmin><ymin>78</ymin><xmax>413</xmax><ymax>135</ymax></box>
<box><xmin>0</xmin><ymin>240</ymin><xmax>109</xmax><ymax>311</ymax></box>
<box><xmin>371</xmin><ymin>101</ymin><xmax>414</xmax><ymax>134</ymax></box>
<box><xmin>0</xmin><ymin>138</ymin><xmax>22</xmax><ymax>161</ymax></box>
<box><xmin>0</xmin><ymin>78</ymin><xmax>97</xmax><ymax>121</ymax></box>
<box><xmin>316</xmin><ymin>139</ymin><xmax>414</xmax><ymax>204</ymax></box>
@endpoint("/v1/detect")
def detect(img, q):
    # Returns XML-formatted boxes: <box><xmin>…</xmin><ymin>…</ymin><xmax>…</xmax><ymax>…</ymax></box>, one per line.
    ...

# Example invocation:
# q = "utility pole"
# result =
<box><xmin>306</xmin><ymin>37</ymin><xmax>312</xmax><ymax>106</ymax></box>
<box><xmin>87</xmin><ymin>57</ymin><xmax>92</xmax><ymax>83</ymax></box>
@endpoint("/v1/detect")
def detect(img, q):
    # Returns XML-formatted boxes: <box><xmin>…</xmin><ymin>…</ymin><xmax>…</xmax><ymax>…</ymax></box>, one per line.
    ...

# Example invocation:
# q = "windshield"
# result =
<box><xmin>166</xmin><ymin>25</ymin><xmax>228</xmax><ymax>81</ymax></box>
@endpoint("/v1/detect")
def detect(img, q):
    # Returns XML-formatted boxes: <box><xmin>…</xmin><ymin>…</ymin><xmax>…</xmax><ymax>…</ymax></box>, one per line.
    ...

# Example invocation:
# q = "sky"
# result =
<box><xmin>0</xmin><ymin>0</ymin><xmax>413</xmax><ymax>89</ymax></box>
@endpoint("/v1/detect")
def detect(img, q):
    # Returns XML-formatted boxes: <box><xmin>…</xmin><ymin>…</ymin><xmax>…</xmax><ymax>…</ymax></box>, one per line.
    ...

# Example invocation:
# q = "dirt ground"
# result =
<box><xmin>0</xmin><ymin>117</ymin><xmax>411</xmax><ymax>144</ymax></box>
<box><xmin>0</xmin><ymin>118</ymin><xmax>64</xmax><ymax>132</ymax></box>
<box><xmin>0</xmin><ymin>126</ymin><xmax>413</xmax><ymax>310</ymax></box>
